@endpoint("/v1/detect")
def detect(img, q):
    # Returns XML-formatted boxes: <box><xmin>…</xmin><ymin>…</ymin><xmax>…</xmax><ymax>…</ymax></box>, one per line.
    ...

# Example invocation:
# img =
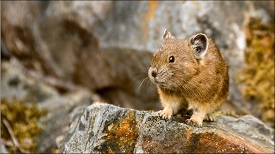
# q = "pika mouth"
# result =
<box><xmin>153</xmin><ymin>79</ymin><xmax>165</xmax><ymax>86</ymax></box>
<box><xmin>149</xmin><ymin>76</ymin><xmax>168</xmax><ymax>89</ymax></box>
<box><xmin>148</xmin><ymin>67</ymin><xmax>166</xmax><ymax>86</ymax></box>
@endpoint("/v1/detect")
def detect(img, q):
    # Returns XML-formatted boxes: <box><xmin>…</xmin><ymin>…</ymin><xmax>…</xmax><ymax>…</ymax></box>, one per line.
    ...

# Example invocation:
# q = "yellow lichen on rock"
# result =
<box><xmin>239</xmin><ymin>18</ymin><xmax>274</xmax><ymax>126</ymax></box>
<box><xmin>1</xmin><ymin>99</ymin><xmax>47</xmax><ymax>153</ymax></box>
<box><xmin>104</xmin><ymin>110</ymin><xmax>138</xmax><ymax>153</ymax></box>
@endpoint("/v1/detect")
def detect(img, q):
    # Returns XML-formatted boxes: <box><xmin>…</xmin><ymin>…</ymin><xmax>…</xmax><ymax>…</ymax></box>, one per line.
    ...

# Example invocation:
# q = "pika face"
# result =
<box><xmin>148</xmin><ymin>30</ymin><xmax>208</xmax><ymax>91</ymax></box>
<box><xmin>148</xmin><ymin>29</ymin><xmax>229</xmax><ymax>127</ymax></box>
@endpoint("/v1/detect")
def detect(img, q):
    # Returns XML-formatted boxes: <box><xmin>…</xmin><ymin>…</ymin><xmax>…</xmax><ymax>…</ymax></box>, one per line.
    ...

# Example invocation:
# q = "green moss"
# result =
<box><xmin>239</xmin><ymin>18</ymin><xmax>274</xmax><ymax>124</ymax></box>
<box><xmin>1</xmin><ymin>99</ymin><xmax>47</xmax><ymax>153</ymax></box>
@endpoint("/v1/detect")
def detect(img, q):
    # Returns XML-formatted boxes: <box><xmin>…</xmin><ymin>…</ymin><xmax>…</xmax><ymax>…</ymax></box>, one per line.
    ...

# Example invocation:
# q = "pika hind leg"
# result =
<box><xmin>186</xmin><ymin>107</ymin><xmax>207</xmax><ymax>127</ymax></box>
<box><xmin>203</xmin><ymin>101</ymin><xmax>222</xmax><ymax>122</ymax></box>
<box><xmin>204</xmin><ymin>113</ymin><xmax>216</xmax><ymax>122</ymax></box>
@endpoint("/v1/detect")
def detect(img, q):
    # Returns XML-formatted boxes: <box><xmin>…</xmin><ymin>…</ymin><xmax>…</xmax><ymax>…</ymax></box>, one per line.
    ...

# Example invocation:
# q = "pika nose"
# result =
<box><xmin>151</xmin><ymin>70</ymin><xmax>157</xmax><ymax>78</ymax></box>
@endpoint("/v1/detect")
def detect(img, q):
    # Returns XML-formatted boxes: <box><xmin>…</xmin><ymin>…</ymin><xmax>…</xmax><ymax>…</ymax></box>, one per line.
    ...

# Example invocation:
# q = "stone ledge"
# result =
<box><xmin>61</xmin><ymin>103</ymin><xmax>274</xmax><ymax>153</ymax></box>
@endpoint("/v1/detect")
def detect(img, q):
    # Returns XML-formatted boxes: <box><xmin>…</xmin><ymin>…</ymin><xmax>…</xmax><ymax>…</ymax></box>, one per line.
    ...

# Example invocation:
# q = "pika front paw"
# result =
<box><xmin>158</xmin><ymin>108</ymin><xmax>173</xmax><ymax>119</ymax></box>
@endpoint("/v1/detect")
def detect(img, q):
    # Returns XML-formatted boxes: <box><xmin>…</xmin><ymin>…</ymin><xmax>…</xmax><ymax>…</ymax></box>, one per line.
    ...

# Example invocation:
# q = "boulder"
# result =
<box><xmin>61</xmin><ymin>103</ymin><xmax>274</xmax><ymax>153</ymax></box>
<box><xmin>1</xmin><ymin>60</ymin><xmax>58</xmax><ymax>103</ymax></box>
<box><xmin>1</xmin><ymin>1</ymin><xmax>159</xmax><ymax>111</ymax></box>
<box><xmin>1</xmin><ymin>1</ymin><xmax>274</xmax><ymax>114</ymax></box>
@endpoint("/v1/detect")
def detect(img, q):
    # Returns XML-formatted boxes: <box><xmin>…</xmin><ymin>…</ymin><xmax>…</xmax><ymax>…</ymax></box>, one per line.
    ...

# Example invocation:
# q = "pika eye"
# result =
<box><xmin>169</xmin><ymin>56</ymin><xmax>175</xmax><ymax>63</ymax></box>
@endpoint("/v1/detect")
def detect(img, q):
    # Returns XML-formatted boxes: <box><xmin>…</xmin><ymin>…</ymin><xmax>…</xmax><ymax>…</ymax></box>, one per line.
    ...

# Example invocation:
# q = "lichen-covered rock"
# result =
<box><xmin>61</xmin><ymin>103</ymin><xmax>274</xmax><ymax>153</ymax></box>
<box><xmin>0</xmin><ymin>60</ymin><xmax>95</xmax><ymax>153</ymax></box>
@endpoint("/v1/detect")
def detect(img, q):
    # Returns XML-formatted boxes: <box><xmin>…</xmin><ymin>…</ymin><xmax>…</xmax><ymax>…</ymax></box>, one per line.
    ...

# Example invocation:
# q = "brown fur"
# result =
<box><xmin>148</xmin><ymin>30</ymin><xmax>229</xmax><ymax>127</ymax></box>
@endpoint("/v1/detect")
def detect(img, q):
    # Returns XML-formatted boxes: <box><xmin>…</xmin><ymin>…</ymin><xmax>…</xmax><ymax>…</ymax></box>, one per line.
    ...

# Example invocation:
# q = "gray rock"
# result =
<box><xmin>61</xmin><ymin>103</ymin><xmax>274</xmax><ymax>153</ymax></box>
<box><xmin>1</xmin><ymin>60</ymin><xmax>59</xmax><ymax>103</ymax></box>
<box><xmin>1</xmin><ymin>1</ymin><xmax>159</xmax><ymax>111</ymax></box>
<box><xmin>0</xmin><ymin>60</ymin><xmax>94</xmax><ymax>153</ymax></box>
<box><xmin>36</xmin><ymin>94</ymin><xmax>91</xmax><ymax>153</ymax></box>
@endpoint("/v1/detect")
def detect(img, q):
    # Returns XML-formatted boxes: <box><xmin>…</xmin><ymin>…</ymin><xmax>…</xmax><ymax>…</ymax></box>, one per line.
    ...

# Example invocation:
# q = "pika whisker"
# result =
<box><xmin>136</xmin><ymin>77</ymin><xmax>149</xmax><ymax>94</ymax></box>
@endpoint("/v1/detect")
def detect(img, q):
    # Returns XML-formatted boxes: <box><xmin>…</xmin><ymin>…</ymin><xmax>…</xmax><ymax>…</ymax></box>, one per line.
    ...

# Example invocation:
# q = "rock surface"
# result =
<box><xmin>1</xmin><ymin>60</ymin><xmax>96</xmax><ymax>153</ymax></box>
<box><xmin>61</xmin><ymin>103</ymin><xmax>274</xmax><ymax>153</ymax></box>
<box><xmin>1</xmin><ymin>1</ymin><xmax>274</xmax><ymax>113</ymax></box>
<box><xmin>1</xmin><ymin>1</ymin><xmax>159</xmax><ymax>111</ymax></box>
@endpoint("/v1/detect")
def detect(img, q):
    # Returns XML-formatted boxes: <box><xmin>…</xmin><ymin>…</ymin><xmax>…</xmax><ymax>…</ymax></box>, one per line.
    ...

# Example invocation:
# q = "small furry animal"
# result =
<box><xmin>148</xmin><ymin>29</ymin><xmax>229</xmax><ymax>127</ymax></box>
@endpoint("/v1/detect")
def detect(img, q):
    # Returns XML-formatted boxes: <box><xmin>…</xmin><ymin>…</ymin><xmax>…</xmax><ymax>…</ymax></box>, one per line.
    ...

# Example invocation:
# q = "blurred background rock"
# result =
<box><xmin>1</xmin><ymin>1</ymin><xmax>274</xmax><ymax>153</ymax></box>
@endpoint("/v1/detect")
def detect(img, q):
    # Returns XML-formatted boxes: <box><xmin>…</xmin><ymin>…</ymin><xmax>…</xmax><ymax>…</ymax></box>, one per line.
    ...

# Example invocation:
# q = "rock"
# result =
<box><xmin>72</xmin><ymin>46</ymin><xmax>159</xmax><ymax>110</ymax></box>
<box><xmin>61</xmin><ymin>103</ymin><xmax>274</xmax><ymax>153</ymax></box>
<box><xmin>45</xmin><ymin>1</ymin><xmax>112</xmax><ymax>30</ymax></box>
<box><xmin>1</xmin><ymin>59</ymin><xmax>58</xmax><ymax>103</ymax></box>
<box><xmin>1</xmin><ymin>1</ymin><xmax>41</xmax><ymax>70</ymax></box>
<box><xmin>1</xmin><ymin>1</ymin><xmax>159</xmax><ymax>110</ymax></box>
<box><xmin>1</xmin><ymin>1</ymin><xmax>274</xmax><ymax>115</ymax></box>
<box><xmin>36</xmin><ymin>93</ymin><xmax>91</xmax><ymax>153</ymax></box>
<box><xmin>0</xmin><ymin>60</ymin><xmax>95</xmax><ymax>153</ymax></box>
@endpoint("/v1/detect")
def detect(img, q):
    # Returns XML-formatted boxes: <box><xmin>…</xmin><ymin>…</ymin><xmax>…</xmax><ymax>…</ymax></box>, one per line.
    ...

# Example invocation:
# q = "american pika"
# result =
<box><xmin>148</xmin><ymin>29</ymin><xmax>229</xmax><ymax>127</ymax></box>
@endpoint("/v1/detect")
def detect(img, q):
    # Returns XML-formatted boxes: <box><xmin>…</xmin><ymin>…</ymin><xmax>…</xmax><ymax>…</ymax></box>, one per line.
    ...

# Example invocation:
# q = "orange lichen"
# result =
<box><xmin>197</xmin><ymin>130</ymin><xmax>269</xmax><ymax>153</ymax></box>
<box><xmin>142</xmin><ymin>1</ymin><xmax>158</xmax><ymax>39</ymax></box>
<box><xmin>104</xmin><ymin>111</ymin><xmax>138</xmax><ymax>153</ymax></box>
<box><xmin>145</xmin><ymin>1</ymin><xmax>158</xmax><ymax>21</ymax></box>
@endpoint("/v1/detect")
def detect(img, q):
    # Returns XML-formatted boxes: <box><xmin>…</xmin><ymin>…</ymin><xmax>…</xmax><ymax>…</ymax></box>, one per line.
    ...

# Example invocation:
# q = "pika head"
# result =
<box><xmin>148</xmin><ymin>30</ymin><xmax>209</xmax><ymax>89</ymax></box>
<box><xmin>148</xmin><ymin>29</ymin><xmax>229</xmax><ymax>127</ymax></box>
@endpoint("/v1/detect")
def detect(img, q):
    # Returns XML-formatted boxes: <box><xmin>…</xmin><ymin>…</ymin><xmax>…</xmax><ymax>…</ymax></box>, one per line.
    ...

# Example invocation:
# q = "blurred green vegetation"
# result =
<box><xmin>1</xmin><ymin>99</ymin><xmax>47</xmax><ymax>153</ymax></box>
<box><xmin>239</xmin><ymin>18</ymin><xmax>274</xmax><ymax>125</ymax></box>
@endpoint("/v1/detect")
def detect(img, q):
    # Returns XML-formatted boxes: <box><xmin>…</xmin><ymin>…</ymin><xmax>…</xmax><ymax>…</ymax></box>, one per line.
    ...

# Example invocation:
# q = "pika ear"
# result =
<box><xmin>163</xmin><ymin>29</ymin><xmax>175</xmax><ymax>39</ymax></box>
<box><xmin>190</xmin><ymin>33</ymin><xmax>208</xmax><ymax>59</ymax></box>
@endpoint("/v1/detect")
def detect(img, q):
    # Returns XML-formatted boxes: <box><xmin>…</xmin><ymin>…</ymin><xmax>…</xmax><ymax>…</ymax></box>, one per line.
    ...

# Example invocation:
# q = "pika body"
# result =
<box><xmin>148</xmin><ymin>29</ymin><xmax>229</xmax><ymax>127</ymax></box>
